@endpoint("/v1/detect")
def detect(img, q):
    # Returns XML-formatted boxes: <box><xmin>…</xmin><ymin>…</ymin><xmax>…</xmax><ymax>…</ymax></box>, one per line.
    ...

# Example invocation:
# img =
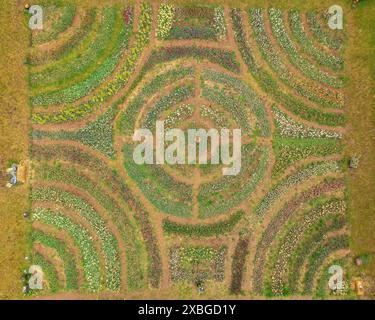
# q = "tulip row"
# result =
<box><xmin>32</xmin><ymin>2</ymin><xmax>152</xmax><ymax>124</ymax></box>
<box><xmin>249</xmin><ymin>9</ymin><xmax>343</xmax><ymax>109</ymax></box>
<box><xmin>32</xmin><ymin>208</ymin><xmax>101</xmax><ymax>292</ymax></box>
<box><xmin>30</xmin><ymin>230</ymin><xmax>79</xmax><ymax>291</ymax></box>
<box><xmin>34</xmin><ymin>162</ymin><xmax>146</xmax><ymax>291</ymax></box>
<box><xmin>231</xmin><ymin>9</ymin><xmax>344</xmax><ymax>127</ymax></box>
<box><xmin>32</xmin><ymin>187</ymin><xmax>121</xmax><ymax>291</ymax></box>
<box><xmin>32</xmin><ymin>6</ymin><xmax>77</xmax><ymax>46</ymax></box>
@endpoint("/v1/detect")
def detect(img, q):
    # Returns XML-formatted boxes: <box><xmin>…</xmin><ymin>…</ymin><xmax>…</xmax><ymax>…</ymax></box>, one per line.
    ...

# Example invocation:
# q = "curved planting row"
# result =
<box><xmin>31</xmin><ymin>252</ymin><xmax>60</xmax><ymax>294</ymax></box>
<box><xmin>32</xmin><ymin>207</ymin><xmax>101</xmax><ymax>292</ymax></box>
<box><xmin>288</xmin><ymin>10</ymin><xmax>343</xmax><ymax>71</ymax></box>
<box><xmin>33</xmin><ymin>104</ymin><xmax>117</xmax><ymax>158</ymax></box>
<box><xmin>120</xmin><ymin>65</ymin><xmax>195</xmax><ymax>218</ymax></box>
<box><xmin>199</xmin><ymin>145</ymin><xmax>269</xmax><ymax>218</ymax></box>
<box><xmin>29</xmin><ymin>8</ymin><xmax>97</xmax><ymax>66</ymax></box>
<box><xmin>272</xmin><ymin>106</ymin><xmax>342</xmax><ymax>139</ymax></box>
<box><xmin>31</xmin><ymin>7</ymin><xmax>133</xmax><ymax>107</ymax></box>
<box><xmin>268</xmin><ymin>8</ymin><xmax>342</xmax><ymax>88</ymax></box>
<box><xmin>32</xmin><ymin>144</ymin><xmax>162</xmax><ymax>289</ymax></box>
<box><xmin>34</xmin><ymin>161</ymin><xmax>146</xmax><ymax>291</ymax></box>
<box><xmin>32</xmin><ymin>187</ymin><xmax>121</xmax><ymax>291</ymax></box>
<box><xmin>286</xmin><ymin>215</ymin><xmax>347</xmax><ymax>295</ymax></box>
<box><xmin>272</xmin><ymin>137</ymin><xmax>342</xmax><ymax>178</ymax></box>
<box><xmin>31</xmin><ymin>5</ymin><xmax>77</xmax><ymax>46</ymax></box>
<box><xmin>252</xmin><ymin>178</ymin><xmax>345</xmax><ymax>294</ymax></box>
<box><xmin>201</xmin><ymin>68</ymin><xmax>270</xmax><ymax>137</ymax></box>
<box><xmin>31</xmin><ymin>7</ymin><xmax>114</xmax><ymax>87</ymax></box>
<box><xmin>32</xmin><ymin>2</ymin><xmax>152</xmax><ymax>124</ymax></box>
<box><xmin>142</xmin><ymin>83</ymin><xmax>195</xmax><ymax>130</ymax></box>
<box><xmin>200</xmin><ymin>104</ymin><xmax>231</xmax><ymax>129</ymax></box>
<box><xmin>142</xmin><ymin>46</ymin><xmax>240</xmax><ymax>75</ymax></box>
<box><xmin>302</xmin><ymin>234</ymin><xmax>349</xmax><ymax>295</ymax></box>
<box><xmin>266</xmin><ymin>200</ymin><xmax>346</xmax><ymax>296</ymax></box>
<box><xmin>255</xmin><ymin>160</ymin><xmax>340</xmax><ymax>216</ymax></box>
<box><xmin>249</xmin><ymin>9</ymin><xmax>343</xmax><ymax>109</ymax></box>
<box><xmin>30</xmin><ymin>229</ymin><xmax>79</xmax><ymax>291</ymax></box>
<box><xmin>163</xmin><ymin>210</ymin><xmax>244</xmax><ymax>237</ymax></box>
<box><xmin>306</xmin><ymin>11</ymin><xmax>343</xmax><ymax>51</ymax></box>
<box><xmin>120</xmin><ymin>66</ymin><xmax>195</xmax><ymax>135</ymax></box>
<box><xmin>164</xmin><ymin>104</ymin><xmax>194</xmax><ymax>128</ymax></box>
<box><xmin>230</xmin><ymin>9</ymin><xmax>344</xmax><ymax>127</ymax></box>
<box><xmin>123</xmin><ymin>143</ymin><xmax>193</xmax><ymax>218</ymax></box>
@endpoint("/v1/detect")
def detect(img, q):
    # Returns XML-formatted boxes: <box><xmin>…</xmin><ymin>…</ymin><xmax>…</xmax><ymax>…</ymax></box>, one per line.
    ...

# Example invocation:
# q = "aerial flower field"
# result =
<box><xmin>1</xmin><ymin>0</ymin><xmax>375</xmax><ymax>301</ymax></box>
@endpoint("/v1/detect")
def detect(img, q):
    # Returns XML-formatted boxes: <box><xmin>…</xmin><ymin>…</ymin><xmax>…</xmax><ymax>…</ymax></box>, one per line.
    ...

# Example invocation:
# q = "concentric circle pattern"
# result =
<box><xmin>29</xmin><ymin>2</ymin><xmax>350</xmax><ymax>299</ymax></box>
